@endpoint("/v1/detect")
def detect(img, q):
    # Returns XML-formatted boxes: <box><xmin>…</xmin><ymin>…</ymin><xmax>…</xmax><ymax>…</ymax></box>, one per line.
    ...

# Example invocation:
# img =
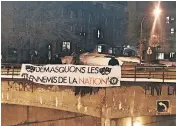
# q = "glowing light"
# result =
<box><xmin>149</xmin><ymin>1</ymin><xmax>161</xmax><ymax>46</ymax></box>
<box><xmin>134</xmin><ymin>120</ymin><xmax>141</xmax><ymax>126</ymax></box>
<box><xmin>153</xmin><ymin>8</ymin><xmax>161</xmax><ymax>17</ymax></box>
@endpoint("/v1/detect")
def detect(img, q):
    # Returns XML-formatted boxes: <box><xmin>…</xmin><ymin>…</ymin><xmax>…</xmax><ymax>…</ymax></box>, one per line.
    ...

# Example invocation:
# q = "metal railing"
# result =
<box><xmin>121</xmin><ymin>65</ymin><xmax>176</xmax><ymax>81</ymax></box>
<box><xmin>1</xmin><ymin>63</ymin><xmax>176</xmax><ymax>82</ymax></box>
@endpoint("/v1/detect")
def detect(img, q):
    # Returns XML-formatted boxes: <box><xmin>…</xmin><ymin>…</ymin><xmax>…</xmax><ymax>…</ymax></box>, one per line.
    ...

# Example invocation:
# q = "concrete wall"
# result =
<box><xmin>2</xmin><ymin>80</ymin><xmax>176</xmax><ymax>119</ymax></box>
<box><xmin>104</xmin><ymin>82</ymin><xmax>176</xmax><ymax>118</ymax></box>
<box><xmin>114</xmin><ymin>115</ymin><xmax>176</xmax><ymax>126</ymax></box>
<box><xmin>2</xmin><ymin>80</ymin><xmax>106</xmax><ymax>117</ymax></box>
<box><xmin>2</xmin><ymin>104</ymin><xmax>176</xmax><ymax>126</ymax></box>
<box><xmin>2</xmin><ymin>104</ymin><xmax>101</xmax><ymax>126</ymax></box>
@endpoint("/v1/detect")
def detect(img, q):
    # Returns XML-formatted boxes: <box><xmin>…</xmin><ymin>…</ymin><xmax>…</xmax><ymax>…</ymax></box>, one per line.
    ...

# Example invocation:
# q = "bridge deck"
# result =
<box><xmin>1</xmin><ymin>64</ymin><xmax>176</xmax><ymax>119</ymax></box>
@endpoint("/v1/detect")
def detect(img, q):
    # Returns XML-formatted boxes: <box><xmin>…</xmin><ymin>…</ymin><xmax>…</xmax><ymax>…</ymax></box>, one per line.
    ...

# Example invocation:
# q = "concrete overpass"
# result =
<box><xmin>1</xmin><ymin>64</ymin><xmax>176</xmax><ymax>126</ymax></box>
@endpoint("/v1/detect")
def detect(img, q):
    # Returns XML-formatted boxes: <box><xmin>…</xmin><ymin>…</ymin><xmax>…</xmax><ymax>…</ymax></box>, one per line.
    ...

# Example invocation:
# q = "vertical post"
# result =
<box><xmin>12</xmin><ymin>66</ymin><xmax>14</xmax><ymax>79</ymax></box>
<box><xmin>140</xmin><ymin>22</ymin><xmax>143</xmax><ymax>40</ymax></box>
<box><xmin>7</xmin><ymin>67</ymin><xmax>9</xmax><ymax>75</ymax></box>
<box><xmin>149</xmin><ymin>66</ymin><xmax>151</xmax><ymax>79</ymax></box>
<box><xmin>163</xmin><ymin>66</ymin><xmax>165</xmax><ymax>83</ymax></box>
<box><xmin>134</xmin><ymin>66</ymin><xmax>136</xmax><ymax>82</ymax></box>
<box><xmin>140</xmin><ymin>13</ymin><xmax>151</xmax><ymax>60</ymax></box>
<box><xmin>32</xmin><ymin>83</ymin><xmax>33</xmax><ymax>93</ymax></box>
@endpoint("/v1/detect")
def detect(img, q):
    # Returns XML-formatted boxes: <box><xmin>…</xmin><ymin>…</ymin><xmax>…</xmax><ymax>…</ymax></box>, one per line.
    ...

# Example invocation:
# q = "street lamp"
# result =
<box><xmin>140</xmin><ymin>8</ymin><xmax>162</xmax><ymax>39</ymax></box>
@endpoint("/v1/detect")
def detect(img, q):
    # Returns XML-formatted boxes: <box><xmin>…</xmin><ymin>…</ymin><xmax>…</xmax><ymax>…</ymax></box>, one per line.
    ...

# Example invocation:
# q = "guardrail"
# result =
<box><xmin>1</xmin><ymin>63</ymin><xmax>176</xmax><ymax>82</ymax></box>
<box><xmin>122</xmin><ymin>65</ymin><xmax>176</xmax><ymax>82</ymax></box>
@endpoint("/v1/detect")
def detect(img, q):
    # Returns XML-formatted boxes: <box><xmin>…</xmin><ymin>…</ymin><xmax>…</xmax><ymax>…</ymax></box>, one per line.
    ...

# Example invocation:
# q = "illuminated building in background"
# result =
<box><xmin>127</xmin><ymin>1</ymin><xmax>176</xmax><ymax>60</ymax></box>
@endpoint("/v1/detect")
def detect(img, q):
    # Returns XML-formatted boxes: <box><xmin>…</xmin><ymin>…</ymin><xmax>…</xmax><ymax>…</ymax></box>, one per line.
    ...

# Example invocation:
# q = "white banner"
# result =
<box><xmin>20</xmin><ymin>64</ymin><xmax>121</xmax><ymax>87</ymax></box>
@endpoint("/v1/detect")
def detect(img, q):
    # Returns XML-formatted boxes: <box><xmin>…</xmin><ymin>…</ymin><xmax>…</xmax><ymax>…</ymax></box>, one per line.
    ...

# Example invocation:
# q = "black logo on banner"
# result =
<box><xmin>109</xmin><ymin>77</ymin><xmax>119</xmax><ymax>85</ymax></box>
<box><xmin>25</xmin><ymin>65</ymin><xmax>35</xmax><ymax>73</ymax></box>
<box><xmin>99</xmin><ymin>67</ymin><xmax>112</xmax><ymax>75</ymax></box>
